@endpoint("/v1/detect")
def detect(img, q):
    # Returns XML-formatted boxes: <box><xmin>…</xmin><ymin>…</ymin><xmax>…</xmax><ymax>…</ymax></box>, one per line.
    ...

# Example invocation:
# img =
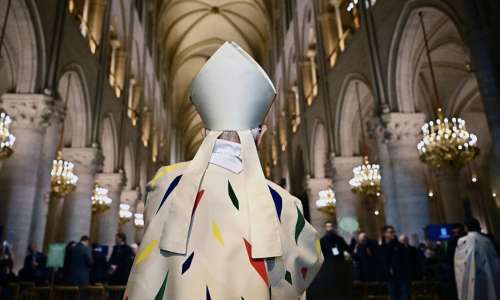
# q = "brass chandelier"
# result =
<box><xmin>91</xmin><ymin>184</ymin><xmax>112</xmax><ymax>214</ymax></box>
<box><xmin>416</xmin><ymin>12</ymin><xmax>478</xmax><ymax>169</ymax></box>
<box><xmin>349</xmin><ymin>156</ymin><xmax>382</xmax><ymax>199</ymax></box>
<box><xmin>349</xmin><ymin>82</ymin><xmax>382</xmax><ymax>199</ymax></box>
<box><xmin>134</xmin><ymin>213</ymin><xmax>144</xmax><ymax>229</ymax></box>
<box><xmin>315</xmin><ymin>188</ymin><xmax>337</xmax><ymax>215</ymax></box>
<box><xmin>50</xmin><ymin>74</ymin><xmax>78</xmax><ymax>198</ymax></box>
<box><xmin>51</xmin><ymin>151</ymin><xmax>79</xmax><ymax>198</ymax></box>
<box><xmin>0</xmin><ymin>111</ymin><xmax>15</xmax><ymax>160</ymax></box>
<box><xmin>119</xmin><ymin>203</ymin><xmax>133</xmax><ymax>224</ymax></box>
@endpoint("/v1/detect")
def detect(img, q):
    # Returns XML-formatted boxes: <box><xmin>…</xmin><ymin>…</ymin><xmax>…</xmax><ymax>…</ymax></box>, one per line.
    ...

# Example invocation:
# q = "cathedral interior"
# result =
<box><xmin>0</xmin><ymin>0</ymin><xmax>499</xmax><ymax>299</ymax></box>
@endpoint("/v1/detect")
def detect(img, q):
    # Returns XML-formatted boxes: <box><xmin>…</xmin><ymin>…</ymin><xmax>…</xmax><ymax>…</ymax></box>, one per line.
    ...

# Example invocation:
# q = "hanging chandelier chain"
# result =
<box><xmin>418</xmin><ymin>11</ymin><xmax>442</xmax><ymax>111</ymax></box>
<box><xmin>355</xmin><ymin>81</ymin><xmax>367</xmax><ymax>156</ymax></box>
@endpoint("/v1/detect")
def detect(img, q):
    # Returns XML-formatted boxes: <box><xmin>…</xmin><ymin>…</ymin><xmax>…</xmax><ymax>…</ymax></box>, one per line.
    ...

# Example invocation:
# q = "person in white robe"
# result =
<box><xmin>454</xmin><ymin>218</ymin><xmax>500</xmax><ymax>300</ymax></box>
<box><xmin>124</xmin><ymin>41</ymin><xmax>323</xmax><ymax>300</ymax></box>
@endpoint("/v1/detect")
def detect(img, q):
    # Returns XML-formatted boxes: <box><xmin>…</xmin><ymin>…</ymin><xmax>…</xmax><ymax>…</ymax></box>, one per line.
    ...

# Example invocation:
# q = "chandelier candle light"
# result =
<box><xmin>119</xmin><ymin>203</ymin><xmax>133</xmax><ymax>224</ymax></box>
<box><xmin>50</xmin><ymin>74</ymin><xmax>79</xmax><ymax>198</ymax></box>
<box><xmin>316</xmin><ymin>188</ymin><xmax>337</xmax><ymax>215</ymax></box>
<box><xmin>0</xmin><ymin>111</ymin><xmax>15</xmax><ymax>160</ymax></box>
<box><xmin>416</xmin><ymin>12</ymin><xmax>478</xmax><ymax>169</ymax></box>
<box><xmin>134</xmin><ymin>213</ymin><xmax>144</xmax><ymax>229</ymax></box>
<box><xmin>91</xmin><ymin>184</ymin><xmax>112</xmax><ymax>214</ymax></box>
<box><xmin>349</xmin><ymin>82</ymin><xmax>382</xmax><ymax>199</ymax></box>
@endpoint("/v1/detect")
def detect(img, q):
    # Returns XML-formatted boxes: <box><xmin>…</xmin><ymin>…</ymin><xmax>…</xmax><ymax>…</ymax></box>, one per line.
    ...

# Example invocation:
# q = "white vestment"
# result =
<box><xmin>125</xmin><ymin>139</ymin><xmax>323</xmax><ymax>299</ymax></box>
<box><xmin>454</xmin><ymin>232</ymin><xmax>500</xmax><ymax>300</ymax></box>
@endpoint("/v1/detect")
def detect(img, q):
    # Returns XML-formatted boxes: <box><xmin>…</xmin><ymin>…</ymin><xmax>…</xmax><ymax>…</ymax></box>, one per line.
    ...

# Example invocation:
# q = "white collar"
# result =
<box><xmin>209</xmin><ymin>139</ymin><xmax>243</xmax><ymax>173</ymax></box>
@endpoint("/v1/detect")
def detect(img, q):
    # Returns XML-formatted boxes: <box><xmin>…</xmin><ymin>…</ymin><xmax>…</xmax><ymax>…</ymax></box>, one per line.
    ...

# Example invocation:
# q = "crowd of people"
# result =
<box><xmin>0</xmin><ymin>232</ymin><xmax>136</xmax><ymax>295</ymax></box>
<box><xmin>310</xmin><ymin>219</ymin><xmax>500</xmax><ymax>300</ymax></box>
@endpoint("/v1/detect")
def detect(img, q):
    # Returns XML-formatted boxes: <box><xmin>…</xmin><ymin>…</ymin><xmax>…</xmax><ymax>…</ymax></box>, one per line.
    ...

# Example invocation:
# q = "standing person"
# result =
<box><xmin>64</xmin><ymin>236</ymin><xmax>93</xmax><ymax>286</ymax></box>
<box><xmin>90</xmin><ymin>243</ymin><xmax>108</xmax><ymax>284</ymax></box>
<box><xmin>108</xmin><ymin>233</ymin><xmax>134</xmax><ymax>285</ymax></box>
<box><xmin>310</xmin><ymin>221</ymin><xmax>352</xmax><ymax>300</ymax></box>
<box><xmin>125</xmin><ymin>42</ymin><xmax>323</xmax><ymax>299</ymax></box>
<box><xmin>354</xmin><ymin>232</ymin><xmax>379</xmax><ymax>282</ymax></box>
<box><xmin>399</xmin><ymin>235</ymin><xmax>422</xmax><ymax>281</ymax></box>
<box><xmin>454</xmin><ymin>218</ymin><xmax>500</xmax><ymax>300</ymax></box>
<box><xmin>380</xmin><ymin>226</ymin><xmax>410</xmax><ymax>300</ymax></box>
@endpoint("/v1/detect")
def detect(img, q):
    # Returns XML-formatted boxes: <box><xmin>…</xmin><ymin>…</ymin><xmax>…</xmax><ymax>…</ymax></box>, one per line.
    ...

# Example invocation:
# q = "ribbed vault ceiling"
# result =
<box><xmin>158</xmin><ymin>0</ymin><xmax>272</xmax><ymax>158</ymax></box>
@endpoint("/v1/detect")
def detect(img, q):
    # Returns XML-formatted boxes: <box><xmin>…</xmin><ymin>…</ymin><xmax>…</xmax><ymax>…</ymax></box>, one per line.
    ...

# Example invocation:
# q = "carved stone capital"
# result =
<box><xmin>121</xmin><ymin>189</ymin><xmax>140</xmax><ymax>206</ymax></box>
<box><xmin>62</xmin><ymin>147</ymin><xmax>102</xmax><ymax>175</ymax></box>
<box><xmin>0</xmin><ymin>93</ymin><xmax>54</xmax><ymax>130</ymax></box>
<box><xmin>305</xmin><ymin>176</ymin><xmax>333</xmax><ymax>193</ymax></box>
<box><xmin>369</xmin><ymin>113</ymin><xmax>426</xmax><ymax>146</ymax></box>
<box><xmin>331</xmin><ymin>156</ymin><xmax>363</xmax><ymax>181</ymax></box>
<box><xmin>96</xmin><ymin>172</ymin><xmax>124</xmax><ymax>191</ymax></box>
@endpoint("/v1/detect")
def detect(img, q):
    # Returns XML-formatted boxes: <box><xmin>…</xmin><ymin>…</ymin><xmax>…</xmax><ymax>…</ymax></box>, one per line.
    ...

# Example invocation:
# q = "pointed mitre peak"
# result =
<box><xmin>190</xmin><ymin>41</ymin><xmax>276</xmax><ymax>131</ymax></box>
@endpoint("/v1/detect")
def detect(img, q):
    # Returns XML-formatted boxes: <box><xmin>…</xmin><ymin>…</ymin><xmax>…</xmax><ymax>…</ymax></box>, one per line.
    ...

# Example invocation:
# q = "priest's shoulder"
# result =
<box><xmin>146</xmin><ymin>161</ymin><xmax>190</xmax><ymax>190</ymax></box>
<box><xmin>266</xmin><ymin>180</ymin><xmax>303</xmax><ymax>209</ymax></box>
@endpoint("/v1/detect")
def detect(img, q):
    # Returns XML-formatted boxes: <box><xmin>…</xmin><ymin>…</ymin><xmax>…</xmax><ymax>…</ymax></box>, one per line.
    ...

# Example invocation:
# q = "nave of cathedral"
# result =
<box><xmin>0</xmin><ymin>0</ymin><xmax>499</xmax><ymax>299</ymax></box>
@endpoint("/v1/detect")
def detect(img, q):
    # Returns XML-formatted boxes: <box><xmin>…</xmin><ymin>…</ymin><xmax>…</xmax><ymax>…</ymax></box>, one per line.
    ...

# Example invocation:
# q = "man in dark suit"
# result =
<box><xmin>380</xmin><ymin>226</ymin><xmax>411</xmax><ymax>300</ymax></box>
<box><xmin>353</xmin><ymin>232</ymin><xmax>379</xmax><ymax>282</ymax></box>
<box><xmin>64</xmin><ymin>236</ymin><xmax>93</xmax><ymax>286</ymax></box>
<box><xmin>108</xmin><ymin>233</ymin><xmax>134</xmax><ymax>285</ymax></box>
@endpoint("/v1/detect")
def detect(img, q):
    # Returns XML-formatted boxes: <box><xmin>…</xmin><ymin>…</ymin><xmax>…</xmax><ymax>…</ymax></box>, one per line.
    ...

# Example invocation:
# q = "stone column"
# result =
<box><xmin>331</xmin><ymin>156</ymin><xmax>363</xmax><ymax>240</ymax></box>
<box><xmin>95</xmin><ymin>172</ymin><xmax>124</xmax><ymax>247</ymax></box>
<box><xmin>0</xmin><ymin>93</ymin><xmax>54</xmax><ymax>271</ymax></box>
<box><xmin>435</xmin><ymin>167</ymin><xmax>464</xmax><ymax>223</ymax></box>
<box><xmin>120</xmin><ymin>189</ymin><xmax>139</xmax><ymax>244</ymax></box>
<box><xmin>29</xmin><ymin>100</ymin><xmax>65</xmax><ymax>250</ymax></box>
<box><xmin>373</xmin><ymin>113</ymin><xmax>430</xmax><ymax>244</ymax></box>
<box><xmin>305</xmin><ymin>176</ymin><xmax>333</xmax><ymax>236</ymax></box>
<box><xmin>60</xmin><ymin>147</ymin><xmax>101</xmax><ymax>242</ymax></box>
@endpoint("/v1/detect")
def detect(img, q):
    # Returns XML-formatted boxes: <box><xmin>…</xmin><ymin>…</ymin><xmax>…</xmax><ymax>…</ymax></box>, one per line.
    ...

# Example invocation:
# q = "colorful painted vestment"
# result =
<box><xmin>125</xmin><ymin>162</ymin><xmax>323</xmax><ymax>299</ymax></box>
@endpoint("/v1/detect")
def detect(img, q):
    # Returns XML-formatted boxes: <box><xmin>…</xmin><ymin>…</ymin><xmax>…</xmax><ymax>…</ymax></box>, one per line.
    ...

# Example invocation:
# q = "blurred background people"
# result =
<box><xmin>108</xmin><ymin>233</ymin><xmax>134</xmax><ymax>285</ymax></box>
<box><xmin>64</xmin><ymin>236</ymin><xmax>93</xmax><ymax>286</ymax></box>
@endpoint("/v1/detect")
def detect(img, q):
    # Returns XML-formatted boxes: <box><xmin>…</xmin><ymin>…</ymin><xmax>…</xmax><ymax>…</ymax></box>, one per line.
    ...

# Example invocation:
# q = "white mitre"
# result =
<box><xmin>190</xmin><ymin>41</ymin><xmax>276</xmax><ymax>130</ymax></box>
<box><xmin>159</xmin><ymin>42</ymin><xmax>282</xmax><ymax>259</ymax></box>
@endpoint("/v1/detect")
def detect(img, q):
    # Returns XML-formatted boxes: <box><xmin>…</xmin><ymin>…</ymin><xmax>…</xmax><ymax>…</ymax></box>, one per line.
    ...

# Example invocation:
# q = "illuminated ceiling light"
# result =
<box><xmin>91</xmin><ymin>184</ymin><xmax>112</xmax><ymax>214</ymax></box>
<box><xmin>374</xmin><ymin>210</ymin><xmax>380</xmax><ymax>216</ymax></box>
<box><xmin>0</xmin><ymin>111</ymin><xmax>15</xmax><ymax>160</ymax></box>
<box><xmin>428</xmin><ymin>190</ymin><xmax>434</xmax><ymax>198</ymax></box>
<box><xmin>316</xmin><ymin>188</ymin><xmax>336</xmax><ymax>215</ymax></box>
<box><xmin>134</xmin><ymin>213</ymin><xmax>144</xmax><ymax>229</ymax></box>
<box><xmin>416</xmin><ymin>12</ymin><xmax>478</xmax><ymax>169</ymax></box>
<box><xmin>350</xmin><ymin>156</ymin><xmax>382</xmax><ymax>199</ymax></box>
<box><xmin>493</xmin><ymin>192</ymin><xmax>497</xmax><ymax>198</ymax></box>
<box><xmin>50</xmin><ymin>74</ymin><xmax>78</xmax><ymax>198</ymax></box>
<box><xmin>349</xmin><ymin>82</ymin><xmax>382</xmax><ymax>200</ymax></box>
<box><xmin>471</xmin><ymin>176</ymin><xmax>478</xmax><ymax>183</ymax></box>
<box><xmin>50</xmin><ymin>151</ymin><xmax>78</xmax><ymax>198</ymax></box>
<box><xmin>119</xmin><ymin>203</ymin><xmax>133</xmax><ymax>224</ymax></box>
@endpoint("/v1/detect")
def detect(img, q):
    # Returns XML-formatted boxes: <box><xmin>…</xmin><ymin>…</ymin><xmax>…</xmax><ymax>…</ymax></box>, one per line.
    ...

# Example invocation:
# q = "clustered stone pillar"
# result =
<box><xmin>0</xmin><ymin>94</ymin><xmax>54</xmax><ymax>271</ymax></box>
<box><xmin>120</xmin><ymin>189</ymin><xmax>139</xmax><ymax>244</ymax></box>
<box><xmin>305</xmin><ymin>176</ymin><xmax>333</xmax><ymax>236</ymax></box>
<box><xmin>435</xmin><ymin>167</ymin><xmax>465</xmax><ymax>223</ymax></box>
<box><xmin>95</xmin><ymin>172</ymin><xmax>124</xmax><ymax>247</ymax></box>
<box><xmin>29</xmin><ymin>101</ymin><xmax>65</xmax><ymax>250</ymax></box>
<box><xmin>373</xmin><ymin>113</ymin><xmax>430</xmax><ymax>244</ymax></box>
<box><xmin>331</xmin><ymin>156</ymin><xmax>363</xmax><ymax>240</ymax></box>
<box><xmin>60</xmin><ymin>147</ymin><xmax>101</xmax><ymax>242</ymax></box>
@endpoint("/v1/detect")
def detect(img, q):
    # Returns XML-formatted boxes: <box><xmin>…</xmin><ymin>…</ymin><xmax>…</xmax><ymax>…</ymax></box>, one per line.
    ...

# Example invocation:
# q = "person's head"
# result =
<box><xmin>451</xmin><ymin>223</ymin><xmax>465</xmax><ymax>238</ymax></box>
<box><xmin>116</xmin><ymin>232</ymin><xmax>127</xmax><ymax>245</ymax></box>
<box><xmin>202</xmin><ymin>125</ymin><xmax>268</xmax><ymax>148</ymax></box>
<box><xmin>358</xmin><ymin>232</ymin><xmax>367</xmax><ymax>244</ymax></box>
<box><xmin>382</xmin><ymin>225</ymin><xmax>396</xmax><ymax>242</ymax></box>
<box><xmin>465</xmin><ymin>218</ymin><xmax>481</xmax><ymax>232</ymax></box>
<box><xmin>398</xmin><ymin>234</ymin><xmax>409</xmax><ymax>246</ymax></box>
<box><xmin>80</xmin><ymin>235</ymin><xmax>90</xmax><ymax>245</ymax></box>
<box><xmin>324</xmin><ymin>221</ymin><xmax>335</xmax><ymax>233</ymax></box>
